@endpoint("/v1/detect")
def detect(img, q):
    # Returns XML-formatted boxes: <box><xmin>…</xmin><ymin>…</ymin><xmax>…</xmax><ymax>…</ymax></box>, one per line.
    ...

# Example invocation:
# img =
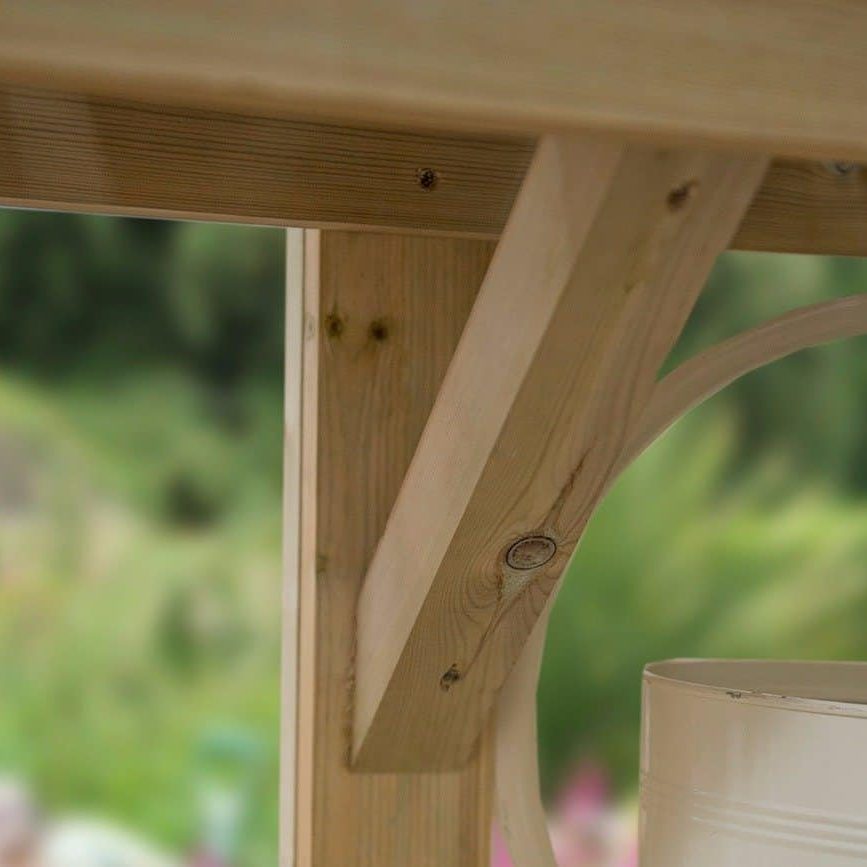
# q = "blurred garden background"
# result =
<box><xmin>1</xmin><ymin>210</ymin><xmax>867</xmax><ymax>865</ymax></box>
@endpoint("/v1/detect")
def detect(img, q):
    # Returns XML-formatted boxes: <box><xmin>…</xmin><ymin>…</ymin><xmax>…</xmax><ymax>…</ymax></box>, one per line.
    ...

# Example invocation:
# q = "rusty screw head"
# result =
<box><xmin>416</xmin><ymin>167</ymin><xmax>439</xmax><ymax>190</ymax></box>
<box><xmin>505</xmin><ymin>535</ymin><xmax>557</xmax><ymax>570</ymax></box>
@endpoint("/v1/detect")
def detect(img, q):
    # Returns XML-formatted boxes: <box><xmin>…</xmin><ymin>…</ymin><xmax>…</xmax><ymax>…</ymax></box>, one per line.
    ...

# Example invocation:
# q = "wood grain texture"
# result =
<box><xmin>3</xmin><ymin>2</ymin><xmax>867</xmax><ymax>158</ymax></box>
<box><xmin>292</xmin><ymin>230</ymin><xmax>496</xmax><ymax>866</ymax></box>
<box><xmin>1</xmin><ymin>84</ymin><xmax>866</xmax><ymax>256</ymax></box>
<box><xmin>735</xmin><ymin>160</ymin><xmax>867</xmax><ymax>256</ymax></box>
<box><xmin>0</xmin><ymin>84</ymin><xmax>530</xmax><ymax>237</ymax></box>
<box><xmin>354</xmin><ymin>135</ymin><xmax>768</xmax><ymax>771</ymax></box>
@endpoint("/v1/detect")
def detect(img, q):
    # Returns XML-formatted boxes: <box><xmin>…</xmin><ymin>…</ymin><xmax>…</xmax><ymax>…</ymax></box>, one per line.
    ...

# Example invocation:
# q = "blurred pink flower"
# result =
<box><xmin>491</xmin><ymin>824</ymin><xmax>514</xmax><ymax>867</ymax></box>
<box><xmin>492</xmin><ymin>761</ymin><xmax>637</xmax><ymax>867</ymax></box>
<box><xmin>555</xmin><ymin>761</ymin><xmax>610</xmax><ymax>822</ymax></box>
<box><xmin>189</xmin><ymin>851</ymin><xmax>226</xmax><ymax>867</ymax></box>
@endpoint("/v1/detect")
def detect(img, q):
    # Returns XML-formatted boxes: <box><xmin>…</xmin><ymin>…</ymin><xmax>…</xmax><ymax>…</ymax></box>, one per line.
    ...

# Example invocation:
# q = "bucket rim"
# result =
<box><xmin>644</xmin><ymin>658</ymin><xmax>867</xmax><ymax>720</ymax></box>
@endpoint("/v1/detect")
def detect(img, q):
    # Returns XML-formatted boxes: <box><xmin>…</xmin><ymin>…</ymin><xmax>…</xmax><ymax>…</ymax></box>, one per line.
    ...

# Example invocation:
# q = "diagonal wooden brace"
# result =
<box><xmin>353</xmin><ymin>134</ymin><xmax>769</xmax><ymax>770</ymax></box>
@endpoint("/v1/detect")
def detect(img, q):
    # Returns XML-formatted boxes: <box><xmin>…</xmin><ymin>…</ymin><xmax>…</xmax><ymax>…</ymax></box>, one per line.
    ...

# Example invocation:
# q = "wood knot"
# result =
<box><xmin>369</xmin><ymin>318</ymin><xmax>390</xmax><ymax>342</ymax></box>
<box><xmin>667</xmin><ymin>180</ymin><xmax>699</xmax><ymax>211</ymax></box>
<box><xmin>324</xmin><ymin>312</ymin><xmax>345</xmax><ymax>338</ymax></box>
<box><xmin>440</xmin><ymin>664</ymin><xmax>461</xmax><ymax>691</ymax></box>
<box><xmin>505</xmin><ymin>535</ymin><xmax>557</xmax><ymax>570</ymax></box>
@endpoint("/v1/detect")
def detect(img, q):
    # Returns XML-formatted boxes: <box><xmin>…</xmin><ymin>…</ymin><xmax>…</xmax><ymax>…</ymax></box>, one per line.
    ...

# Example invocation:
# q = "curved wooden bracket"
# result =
<box><xmin>495</xmin><ymin>605</ymin><xmax>559</xmax><ymax>867</ymax></box>
<box><xmin>495</xmin><ymin>291</ymin><xmax>867</xmax><ymax>866</ymax></box>
<box><xmin>622</xmin><ymin>293</ymin><xmax>867</xmax><ymax>472</ymax></box>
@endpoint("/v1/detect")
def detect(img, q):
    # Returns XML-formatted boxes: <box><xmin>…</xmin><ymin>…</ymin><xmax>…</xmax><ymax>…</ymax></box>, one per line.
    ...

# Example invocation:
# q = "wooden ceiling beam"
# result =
<box><xmin>0</xmin><ymin>84</ymin><xmax>530</xmax><ymax>238</ymax></box>
<box><xmin>3</xmin><ymin>1</ymin><xmax>867</xmax><ymax>160</ymax></box>
<box><xmin>352</xmin><ymin>135</ymin><xmax>768</xmax><ymax>770</ymax></box>
<box><xmin>1</xmin><ymin>85</ymin><xmax>867</xmax><ymax>257</ymax></box>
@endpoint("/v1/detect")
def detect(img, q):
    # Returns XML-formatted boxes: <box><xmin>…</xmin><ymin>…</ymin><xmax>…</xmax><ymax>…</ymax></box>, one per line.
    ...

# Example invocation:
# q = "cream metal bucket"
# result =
<box><xmin>640</xmin><ymin>659</ymin><xmax>867</xmax><ymax>866</ymax></box>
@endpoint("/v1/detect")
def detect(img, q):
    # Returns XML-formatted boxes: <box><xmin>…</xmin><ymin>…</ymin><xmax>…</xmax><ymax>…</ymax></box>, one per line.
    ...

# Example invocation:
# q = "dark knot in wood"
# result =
<box><xmin>667</xmin><ymin>179</ymin><xmax>699</xmax><ymax>211</ymax></box>
<box><xmin>440</xmin><ymin>664</ymin><xmax>462</xmax><ymax>691</ymax></box>
<box><xmin>505</xmin><ymin>535</ymin><xmax>557</xmax><ymax>570</ymax></box>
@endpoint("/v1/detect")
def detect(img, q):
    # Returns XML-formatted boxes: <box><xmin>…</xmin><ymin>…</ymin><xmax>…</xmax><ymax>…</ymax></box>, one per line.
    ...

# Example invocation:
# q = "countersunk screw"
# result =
<box><xmin>417</xmin><ymin>167</ymin><xmax>439</xmax><ymax>191</ymax></box>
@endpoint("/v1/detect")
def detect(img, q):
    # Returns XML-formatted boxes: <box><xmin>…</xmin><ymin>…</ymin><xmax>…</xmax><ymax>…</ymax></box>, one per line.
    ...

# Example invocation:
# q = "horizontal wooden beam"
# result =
<box><xmin>1</xmin><ymin>85</ymin><xmax>866</xmax><ymax>256</ymax></box>
<box><xmin>735</xmin><ymin>160</ymin><xmax>867</xmax><ymax>257</ymax></box>
<box><xmin>3</xmin><ymin>2</ymin><xmax>867</xmax><ymax>159</ymax></box>
<box><xmin>0</xmin><ymin>84</ymin><xmax>531</xmax><ymax>238</ymax></box>
<box><xmin>353</xmin><ymin>135</ymin><xmax>768</xmax><ymax>770</ymax></box>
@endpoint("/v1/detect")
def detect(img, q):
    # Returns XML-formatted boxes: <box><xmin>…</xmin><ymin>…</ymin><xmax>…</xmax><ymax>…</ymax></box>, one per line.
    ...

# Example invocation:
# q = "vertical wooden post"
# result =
<box><xmin>281</xmin><ymin>229</ymin><xmax>496</xmax><ymax>866</ymax></box>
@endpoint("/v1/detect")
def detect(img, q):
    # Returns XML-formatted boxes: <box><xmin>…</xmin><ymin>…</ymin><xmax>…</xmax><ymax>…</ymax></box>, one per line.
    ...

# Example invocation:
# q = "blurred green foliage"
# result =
<box><xmin>0</xmin><ymin>212</ymin><xmax>285</xmax><ymax>864</ymax></box>
<box><xmin>1</xmin><ymin>210</ymin><xmax>867</xmax><ymax>860</ymax></box>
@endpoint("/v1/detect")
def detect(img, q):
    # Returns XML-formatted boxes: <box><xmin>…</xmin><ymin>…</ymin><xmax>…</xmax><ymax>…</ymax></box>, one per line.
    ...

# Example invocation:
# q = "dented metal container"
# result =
<box><xmin>640</xmin><ymin>659</ymin><xmax>867</xmax><ymax>866</ymax></box>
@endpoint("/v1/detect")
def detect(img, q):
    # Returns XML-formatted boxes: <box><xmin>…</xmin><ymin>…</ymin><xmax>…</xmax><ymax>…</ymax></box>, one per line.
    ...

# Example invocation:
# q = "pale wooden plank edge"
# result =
<box><xmin>293</xmin><ymin>230</ymin><xmax>319</xmax><ymax>867</ymax></box>
<box><xmin>1</xmin><ymin>84</ymin><xmax>867</xmax><ymax>256</ymax></box>
<box><xmin>279</xmin><ymin>229</ymin><xmax>305</xmax><ymax>866</ymax></box>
